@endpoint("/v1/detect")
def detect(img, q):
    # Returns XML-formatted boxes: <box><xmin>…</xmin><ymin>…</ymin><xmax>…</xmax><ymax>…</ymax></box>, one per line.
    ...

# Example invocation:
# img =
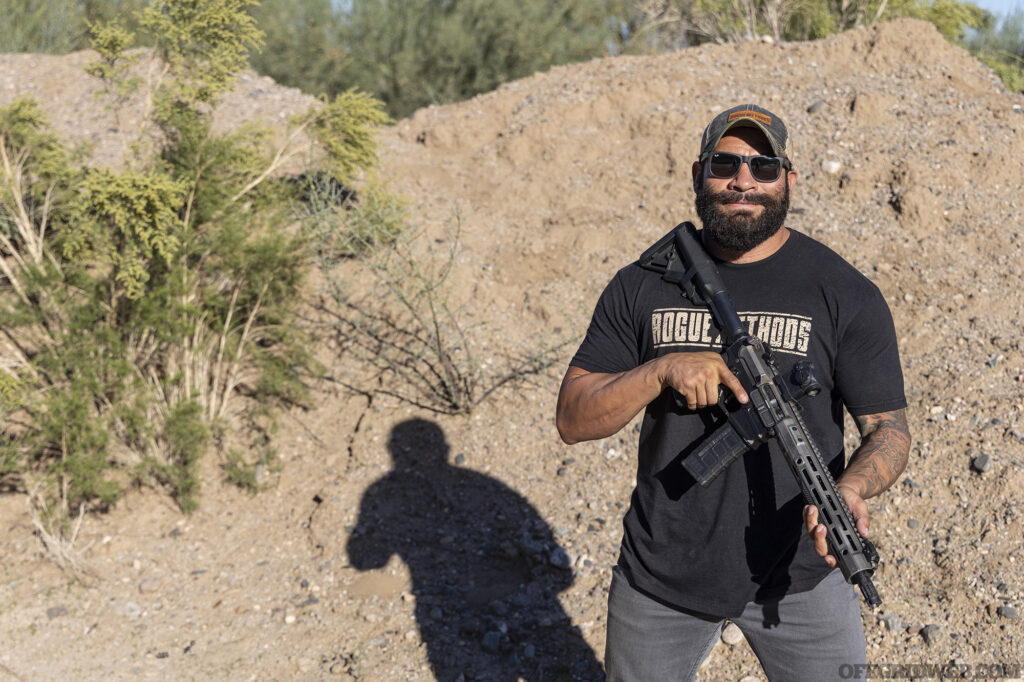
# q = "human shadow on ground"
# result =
<box><xmin>347</xmin><ymin>418</ymin><xmax>603</xmax><ymax>681</ymax></box>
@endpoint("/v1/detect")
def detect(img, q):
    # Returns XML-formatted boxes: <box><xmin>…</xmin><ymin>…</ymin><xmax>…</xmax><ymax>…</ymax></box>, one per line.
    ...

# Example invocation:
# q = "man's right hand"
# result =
<box><xmin>655</xmin><ymin>351</ymin><xmax>748</xmax><ymax>411</ymax></box>
<box><xmin>556</xmin><ymin>352</ymin><xmax>748</xmax><ymax>445</ymax></box>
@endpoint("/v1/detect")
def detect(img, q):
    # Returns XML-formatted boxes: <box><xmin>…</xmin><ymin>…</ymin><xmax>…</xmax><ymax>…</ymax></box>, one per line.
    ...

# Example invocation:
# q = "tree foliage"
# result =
<box><xmin>251</xmin><ymin>0</ymin><xmax>623</xmax><ymax>119</ymax></box>
<box><xmin>0</xmin><ymin>0</ymin><xmax>147</xmax><ymax>54</ymax></box>
<box><xmin>966</xmin><ymin>8</ymin><xmax>1024</xmax><ymax>92</ymax></box>
<box><xmin>628</xmin><ymin>0</ymin><xmax>988</xmax><ymax>47</ymax></box>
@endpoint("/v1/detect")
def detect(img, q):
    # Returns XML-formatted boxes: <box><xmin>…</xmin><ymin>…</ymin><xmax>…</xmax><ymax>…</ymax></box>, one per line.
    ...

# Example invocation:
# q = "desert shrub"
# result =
<box><xmin>0</xmin><ymin>0</ymin><xmax>390</xmax><ymax>555</ymax></box>
<box><xmin>307</xmin><ymin>195</ymin><xmax>573</xmax><ymax>415</ymax></box>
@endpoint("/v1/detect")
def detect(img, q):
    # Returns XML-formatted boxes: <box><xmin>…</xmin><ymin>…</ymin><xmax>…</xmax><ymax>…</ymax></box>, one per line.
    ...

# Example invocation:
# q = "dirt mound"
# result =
<box><xmin>0</xmin><ymin>19</ymin><xmax>1021</xmax><ymax>681</ymax></box>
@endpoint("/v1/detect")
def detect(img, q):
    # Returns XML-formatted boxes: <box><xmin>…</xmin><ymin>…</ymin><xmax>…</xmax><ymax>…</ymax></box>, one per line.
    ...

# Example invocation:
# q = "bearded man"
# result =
<box><xmin>556</xmin><ymin>105</ymin><xmax>911</xmax><ymax>681</ymax></box>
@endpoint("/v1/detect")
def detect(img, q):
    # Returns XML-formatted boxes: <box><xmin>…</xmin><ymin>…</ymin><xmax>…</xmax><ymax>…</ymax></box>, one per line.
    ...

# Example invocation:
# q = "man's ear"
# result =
<box><xmin>786</xmin><ymin>168</ymin><xmax>798</xmax><ymax>194</ymax></box>
<box><xmin>692</xmin><ymin>161</ymin><xmax>703</xmax><ymax>193</ymax></box>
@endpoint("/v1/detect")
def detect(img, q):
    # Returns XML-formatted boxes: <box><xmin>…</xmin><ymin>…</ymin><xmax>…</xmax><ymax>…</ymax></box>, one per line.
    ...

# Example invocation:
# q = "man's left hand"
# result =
<box><xmin>803</xmin><ymin>484</ymin><xmax>869</xmax><ymax>569</ymax></box>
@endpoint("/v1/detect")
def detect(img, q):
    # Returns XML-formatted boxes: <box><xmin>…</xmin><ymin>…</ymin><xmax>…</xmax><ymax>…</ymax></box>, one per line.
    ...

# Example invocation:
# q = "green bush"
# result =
<box><xmin>0</xmin><ymin>1</ymin><xmax>390</xmax><ymax>534</ymax></box>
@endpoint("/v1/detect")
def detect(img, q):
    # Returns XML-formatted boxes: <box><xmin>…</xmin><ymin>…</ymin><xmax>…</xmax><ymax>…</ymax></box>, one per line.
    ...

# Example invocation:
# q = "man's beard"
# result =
<box><xmin>695</xmin><ymin>182</ymin><xmax>789</xmax><ymax>253</ymax></box>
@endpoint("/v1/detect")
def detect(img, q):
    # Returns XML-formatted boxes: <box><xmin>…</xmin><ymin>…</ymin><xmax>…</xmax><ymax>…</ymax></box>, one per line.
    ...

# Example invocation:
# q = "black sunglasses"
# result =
<box><xmin>701</xmin><ymin>152</ymin><xmax>791</xmax><ymax>183</ymax></box>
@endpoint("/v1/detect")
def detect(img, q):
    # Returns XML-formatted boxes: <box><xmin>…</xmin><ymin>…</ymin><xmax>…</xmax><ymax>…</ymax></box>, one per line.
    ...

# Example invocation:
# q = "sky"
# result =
<box><xmin>973</xmin><ymin>0</ymin><xmax>1022</xmax><ymax>17</ymax></box>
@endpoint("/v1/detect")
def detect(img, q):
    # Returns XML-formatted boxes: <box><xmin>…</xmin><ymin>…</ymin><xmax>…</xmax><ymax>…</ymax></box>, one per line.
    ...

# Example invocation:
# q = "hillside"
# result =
<box><xmin>0</xmin><ymin>18</ymin><xmax>1021</xmax><ymax>681</ymax></box>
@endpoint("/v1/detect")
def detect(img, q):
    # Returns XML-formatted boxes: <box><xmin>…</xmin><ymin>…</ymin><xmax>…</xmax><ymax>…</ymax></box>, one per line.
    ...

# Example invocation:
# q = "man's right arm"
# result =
<box><xmin>555</xmin><ymin>352</ymin><xmax>748</xmax><ymax>445</ymax></box>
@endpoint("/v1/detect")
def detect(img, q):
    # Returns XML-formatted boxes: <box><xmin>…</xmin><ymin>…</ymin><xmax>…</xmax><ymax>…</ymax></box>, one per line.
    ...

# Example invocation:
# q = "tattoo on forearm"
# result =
<box><xmin>842</xmin><ymin>409</ymin><xmax>911</xmax><ymax>499</ymax></box>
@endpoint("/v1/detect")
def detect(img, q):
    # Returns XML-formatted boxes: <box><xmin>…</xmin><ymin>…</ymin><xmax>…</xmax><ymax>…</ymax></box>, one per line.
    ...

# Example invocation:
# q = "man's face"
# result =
<box><xmin>693</xmin><ymin>128</ymin><xmax>793</xmax><ymax>254</ymax></box>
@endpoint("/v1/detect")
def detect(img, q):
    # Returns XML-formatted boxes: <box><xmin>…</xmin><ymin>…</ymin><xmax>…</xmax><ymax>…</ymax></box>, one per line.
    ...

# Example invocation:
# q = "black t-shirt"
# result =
<box><xmin>569</xmin><ymin>228</ymin><xmax>907</xmax><ymax>617</ymax></box>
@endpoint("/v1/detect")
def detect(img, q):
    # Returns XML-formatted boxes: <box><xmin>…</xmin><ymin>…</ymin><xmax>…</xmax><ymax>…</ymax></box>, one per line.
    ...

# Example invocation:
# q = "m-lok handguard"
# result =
<box><xmin>638</xmin><ymin>222</ymin><xmax>882</xmax><ymax>608</ymax></box>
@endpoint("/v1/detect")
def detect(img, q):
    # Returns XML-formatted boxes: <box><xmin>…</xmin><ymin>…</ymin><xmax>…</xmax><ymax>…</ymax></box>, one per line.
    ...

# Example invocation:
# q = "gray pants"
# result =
<box><xmin>605</xmin><ymin>567</ymin><xmax>866</xmax><ymax>682</ymax></box>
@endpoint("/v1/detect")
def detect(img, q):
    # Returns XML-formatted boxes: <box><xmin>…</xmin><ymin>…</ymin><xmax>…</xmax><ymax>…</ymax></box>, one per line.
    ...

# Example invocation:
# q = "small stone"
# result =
<box><xmin>122</xmin><ymin>601</ymin><xmax>142</xmax><ymax>618</ymax></box>
<box><xmin>481</xmin><ymin>631</ymin><xmax>501</xmax><ymax>654</ymax></box>
<box><xmin>971</xmin><ymin>454</ymin><xmax>992</xmax><ymax>473</ymax></box>
<box><xmin>821</xmin><ymin>160</ymin><xmax>842</xmax><ymax>175</ymax></box>
<box><xmin>921</xmin><ymin>624</ymin><xmax>942</xmax><ymax>645</ymax></box>
<box><xmin>907</xmin><ymin>519</ymin><xmax>919</xmax><ymax>529</ymax></box>
<box><xmin>807</xmin><ymin>100</ymin><xmax>825</xmax><ymax>114</ymax></box>
<box><xmin>996</xmin><ymin>605</ymin><xmax>1018</xmax><ymax>620</ymax></box>
<box><xmin>454</xmin><ymin>454</ymin><xmax>466</xmax><ymax>465</ymax></box>
<box><xmin>284</xmin><ymin>614</ymin><xmax>296</xmax><ymax>624</ymax></box>
<box><xmin>739</xmin><ymin>677</ymin><xmax>761</xmax><ymax>682</ymax></box>
<box><xmin>721</xmin><ymin>622</ymin><xmax>744</xmax><ymax>645</ymax></box>
<box><xmin>46</xmin><ymin>606</ymin><xmax>68</xmax><ymax>620</ymax></box>
<box><xmin>523</xmin><ymin>643</ymin><xmax>535</xmax><ymax>659</ymax></box>
<box><xmin>906</xmin><ymin>624</ymin><xmax>922</xmax><ymax>635</ymax></box>
<box><xmin>139</xmin><ymin>577</ymin><xmax>161</xmax><ymax>594</ymax></box>
<box><xmin>878</xmin><ymin>613</ymin><xmax>902</xmax><ymax>631</ymax></box>
<box><xmin>404</xmin><ymin>629</ymin><xmax>417</xmax><ymax>640</ymax></box>
<box><xmin>902</xmin><ymin>478</ymin><xmax>920</xmax><ymax>489</ymax></box>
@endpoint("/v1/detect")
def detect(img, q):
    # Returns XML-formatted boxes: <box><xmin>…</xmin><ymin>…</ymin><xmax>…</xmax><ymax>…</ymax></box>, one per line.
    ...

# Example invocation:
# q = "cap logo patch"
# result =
<box><xmin>728</xmin><ymin>110</ymin><xmax>771</xmax><ymax>126</ymax></box>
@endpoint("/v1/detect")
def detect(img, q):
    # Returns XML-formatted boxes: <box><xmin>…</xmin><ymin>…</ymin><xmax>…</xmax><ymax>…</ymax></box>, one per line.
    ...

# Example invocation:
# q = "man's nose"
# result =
<box><xmin>727</xmin><ymin>161</ymin><xmax>758</xmax><ymax>191</ymax></box>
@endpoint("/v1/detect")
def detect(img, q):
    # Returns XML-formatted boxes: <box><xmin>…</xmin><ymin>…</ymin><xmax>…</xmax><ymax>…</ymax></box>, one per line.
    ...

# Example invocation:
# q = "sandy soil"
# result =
<box><xmin>0</xmin><ymin>18</ymin><xmax>1022</xmax><ymax>681</ymax></box>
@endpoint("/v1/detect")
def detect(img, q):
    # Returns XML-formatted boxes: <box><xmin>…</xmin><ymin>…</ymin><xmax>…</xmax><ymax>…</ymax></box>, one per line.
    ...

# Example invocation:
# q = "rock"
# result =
<box><xmin>721</xmin><ymin>622</ymin><xmax>744</xmax><ymax>645</ymax></box>
<box><xmin>481</xmin><ymin>631</ymin><xmax>501</xmax><ymax>654</ymax></box>
<box><xmin>878</xmin><ymin>613</ymin><xmax>902</xmax><ymax>631</ymax></box>
<box><xmin>122</xmin><ymin>601</ymin><xmax>142</xmax><ymax>618</ymax></box>
<box><xmin>46</xmin><ymin>606</ymin><xmax>68</xmax><ymax>620</ymax></box>
<box><xmin>921</xmin><ymin>624</ymin><xmax>942</xmax><ymax>645</ymax></box>
<box><xmin>523</xmin><ymin>643</ymin><xmax>535</xmax><ymax>659</ymax></box>
<box><xmin>821</xmin><ymin>160</ymin><xmax>842</xmax><ymax>175</ymax></box>
<box><xmin>454</xmin><ymin>453</ymin><xmax>466</xmax><ymax>465</ymax></box>
<box><xmin>807</xmin><ymin>100</ymin><xmax>825</xmax><ymax>114</ymax></box>
<box><xmin>907</xmin><ymin>518</ymin><xmax>919</xmax><ymax>529</ymax></box>
<box><xmin>971</xmin><ymin>454</ymin><xmax>992</xmax><ymax>473</ymax></box>
<box><xmin>996</xmin><ymin>605</ymin><xmax>1018</xmax><ymax>620</ymax></box>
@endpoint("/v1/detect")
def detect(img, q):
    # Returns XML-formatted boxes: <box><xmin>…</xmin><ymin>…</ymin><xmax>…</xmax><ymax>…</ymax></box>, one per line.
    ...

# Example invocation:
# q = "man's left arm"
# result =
<box><xmin>804</xmin><ymin>408</ymin><xmax>911</xmax><ymax>568</ymax></box>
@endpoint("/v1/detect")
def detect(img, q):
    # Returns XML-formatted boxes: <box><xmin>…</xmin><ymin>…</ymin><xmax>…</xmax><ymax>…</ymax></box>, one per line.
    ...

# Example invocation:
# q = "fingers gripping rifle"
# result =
<box><xmin>638</xmin><ymin>222</ymin><xmax>882</xmax><ymax>607</ymax></box>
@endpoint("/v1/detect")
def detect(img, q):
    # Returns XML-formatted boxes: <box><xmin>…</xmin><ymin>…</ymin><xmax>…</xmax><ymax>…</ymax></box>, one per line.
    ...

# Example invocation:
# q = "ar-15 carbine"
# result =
<box><xmin>638</xmin><ymin>222</ymin><xmax>882</xmax><ymax>607</ymax></box>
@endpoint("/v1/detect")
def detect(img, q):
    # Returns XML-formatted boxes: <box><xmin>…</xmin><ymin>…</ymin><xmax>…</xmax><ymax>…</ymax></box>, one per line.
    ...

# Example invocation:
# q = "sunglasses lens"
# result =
<box><xmin>708</xmin><ymin>153</ymin><xmax>741</xmax><ymax>178</ymax></box>
<box><xmin>750</xmin><ymin>156</ymin><xmax>782</xmax><ymax>182</ymax></box>
<box><xmin>706</xmin><ymin>153</ymin><xmax>784</xmax><ymax>182</ymax></box>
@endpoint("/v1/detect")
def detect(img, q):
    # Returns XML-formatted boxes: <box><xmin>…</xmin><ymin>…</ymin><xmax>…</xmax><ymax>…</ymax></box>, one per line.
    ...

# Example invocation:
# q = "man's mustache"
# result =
<box><xmin>706</xmin><ymin>189</ymin><xmax>776</xmax><ymax>206</ymax></box>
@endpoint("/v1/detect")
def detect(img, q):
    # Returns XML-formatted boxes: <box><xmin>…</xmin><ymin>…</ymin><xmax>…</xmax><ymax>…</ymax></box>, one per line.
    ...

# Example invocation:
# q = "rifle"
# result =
<box><xmin>638</xmin><ymin>222</ymin><xmax>882</xmax><ymax>607</ymax></box>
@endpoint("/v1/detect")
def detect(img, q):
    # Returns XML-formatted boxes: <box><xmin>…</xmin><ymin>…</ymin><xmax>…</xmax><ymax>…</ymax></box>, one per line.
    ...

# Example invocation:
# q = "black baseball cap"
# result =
<box><xmin>699</xmin><ymin>104</ymin><xmax>789</xmax><ymax>159</ymax></box>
